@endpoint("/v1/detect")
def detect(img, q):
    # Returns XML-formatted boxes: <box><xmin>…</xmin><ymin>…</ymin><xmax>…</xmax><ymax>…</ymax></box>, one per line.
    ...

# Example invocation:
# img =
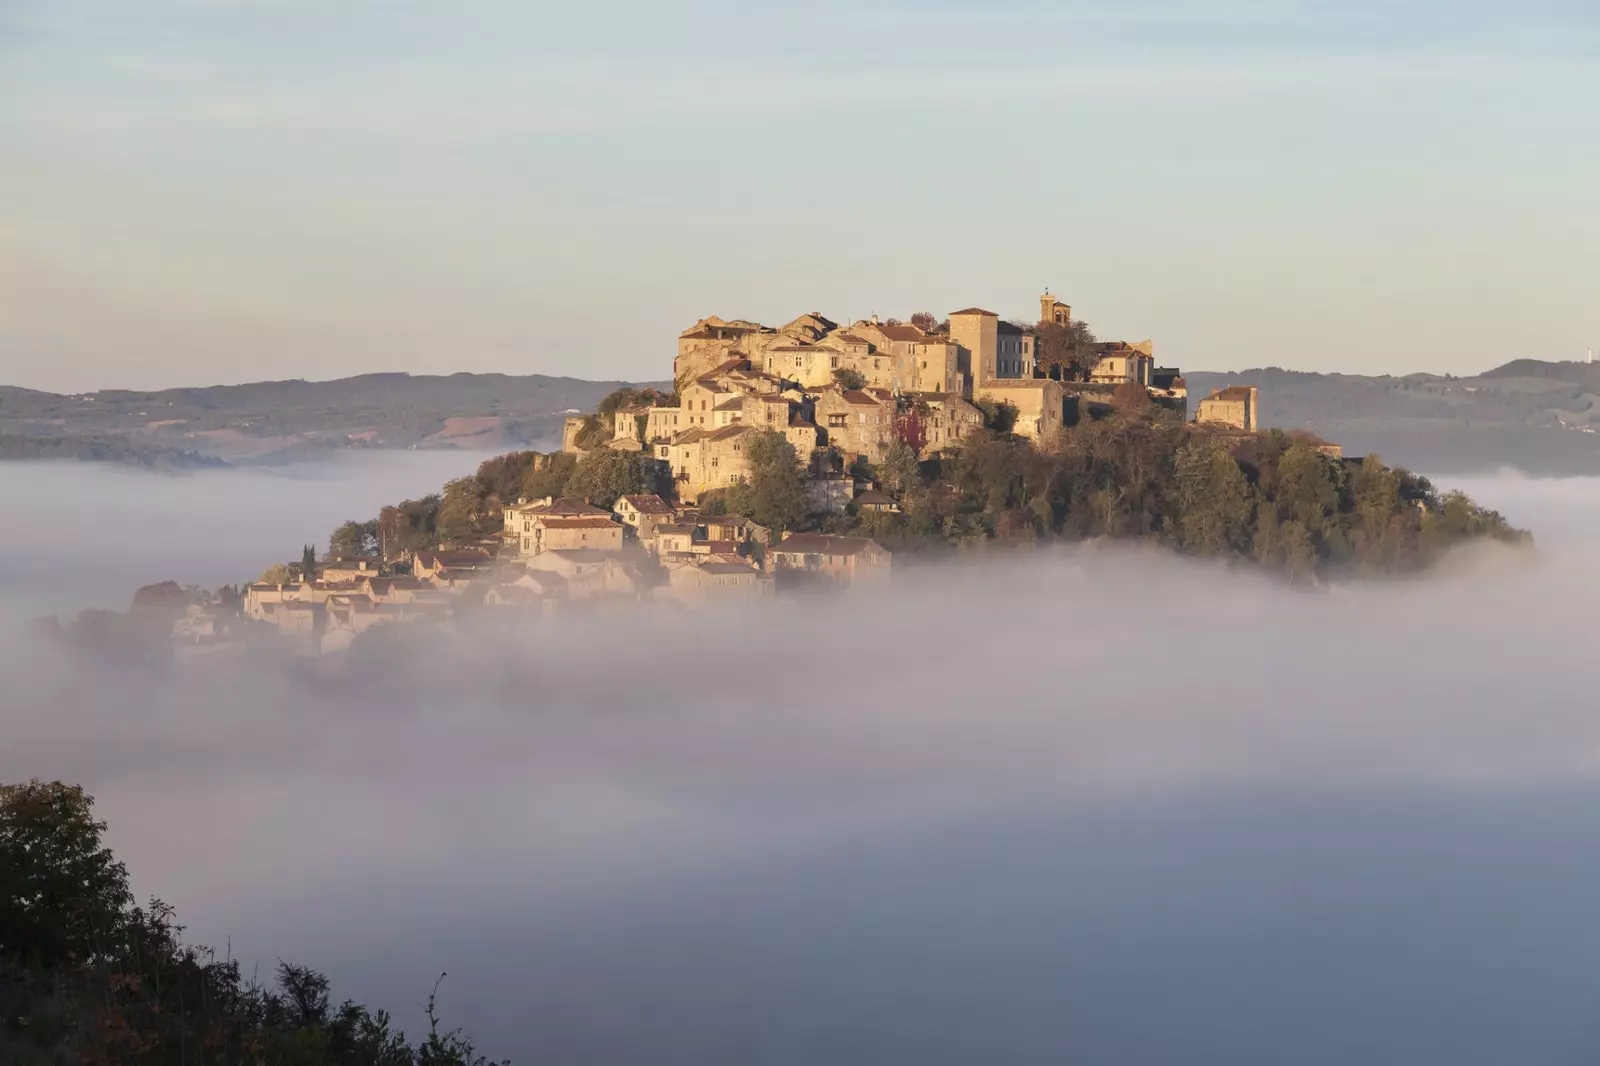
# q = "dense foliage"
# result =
<box><xmin>1</xmin><ymin>780</ymin><xmax>506</xmax><ymax>1065</ymax></box>
<box><xmin>332</xmin><ymin>389</ymin><xmax>1523</xmax><ymax>582</ymax></box>
<box><xmin>817</xmin><ymin>421</ymin><xmax>1524</xmax><ymax>579</ymax></box>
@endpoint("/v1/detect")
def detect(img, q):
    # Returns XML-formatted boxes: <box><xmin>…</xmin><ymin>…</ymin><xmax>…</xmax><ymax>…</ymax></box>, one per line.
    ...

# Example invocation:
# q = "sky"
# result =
<box><xmin>5</xmin><ymin>460</ymin><xmax>1600</xmax><ymax>1062</ymax></box>
<box><xmin>2</xmin><ymin>0</ymin><xmax>1597</xmax><ymax>393</ymax></box>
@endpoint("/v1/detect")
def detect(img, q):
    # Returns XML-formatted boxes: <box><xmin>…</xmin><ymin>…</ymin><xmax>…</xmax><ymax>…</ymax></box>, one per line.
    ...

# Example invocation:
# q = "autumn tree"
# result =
<box><xmin>894</xmin><ymin>407</ymin><xmax>928</xmax><ymax>455</ymax></box>
<box><xmin>909</xmin><ymin>311</ymin><xmax>938</xmax><ymax>333</ymax></box>
<box><xmin>1035</xmin><ymin>319</ymin><xmax>1100</xmax><ymax>380</ymax></box>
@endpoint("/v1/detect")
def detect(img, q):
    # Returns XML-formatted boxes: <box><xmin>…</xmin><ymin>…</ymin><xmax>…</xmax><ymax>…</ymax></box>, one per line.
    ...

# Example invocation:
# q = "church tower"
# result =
<box><xmin>1040</xmin><ymin>291</ymin><xmax>1071</xmax><ymax>326</ymax></box>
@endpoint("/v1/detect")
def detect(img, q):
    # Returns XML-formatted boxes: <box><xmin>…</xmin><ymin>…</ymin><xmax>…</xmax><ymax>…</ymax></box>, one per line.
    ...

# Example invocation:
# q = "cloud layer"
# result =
<box><xmin>4</xmin><ymin>464</ymin><xmax>1599</xmax><ymax>1061</ymax></box>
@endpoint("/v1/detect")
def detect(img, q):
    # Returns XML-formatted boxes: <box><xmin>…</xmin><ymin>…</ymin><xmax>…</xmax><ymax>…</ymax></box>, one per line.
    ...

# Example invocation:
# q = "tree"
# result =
<box><xmin>909</xmin><ymin>311</ymin><xmax>938</xmax><ymax>333</ymax></box>
<box><xmin>1</xmin><ymin>779</ymin><xmax>511</xmax><ymax>1065</ymax></box>
<box><xmin>879</xmin><ymin>438</ymin><xmax>922</xmax><ymax>497</ymax></box>
<box><xmin>438</xmin><ymin>476</ymin><xmax>490</xmax><ymax>542</ymax></box>
<box><xmin>1173</xmin><ymin>443</ymin><xmax>1256</xmax><ymax>555</ymax></box>
<box><xmin>894</xmin><ymin>408</ymin><xmax>928</xmax><ymax>455</ymax></box>
<box><xmin>302</xmin><ymin>544</ymin><xmax>318</xmax><ymax>580</ymax></box>
<box><xmin>520</xmin><ymin>452</ymin><xmax>577</xmax><ymax>503</ymax></box>
<box><xmin>0</xmin><ymin>781</ymin><xmax>132</xmax><ymax>972</ymax></box>
<box><xmin>564</xmin><ymin>447</ymin><xmax>646</xmax><ymax>509</ymax></box>
<box><xmin>330</xmin><ymin>519</ymin><xmax>379</xmax><ymax>559</ymax></box>
<box><xmin>723</xmin><ymin>430</ymin><xmax>810</xmax><ymax>532</ymax></box>
<box><xmin>832</xmin><ymin>368</ymin><xmax>867</xmax><ymax>391</ymax></box>
<box><xmin>1034</xmin><ymin>319</ymin><xmax>1100</xmax><ymax>380</ymax></box>
<box><xmin>1111</xmin><ymin>381</ymin><xmax>1154</xmax><ymax>413</ymax></box>
<box><xmin>258</xmin><ymin>562</ymin><xmax>292</xmax><ymax>585</ymax></box>
<box><xmin>378</xmin><ymin>496</ymin><xmax>442</xmax><ymax>558</ymax></box>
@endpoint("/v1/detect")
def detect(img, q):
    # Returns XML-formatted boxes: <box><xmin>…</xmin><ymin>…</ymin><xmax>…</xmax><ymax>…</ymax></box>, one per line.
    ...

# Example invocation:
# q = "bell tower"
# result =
<box><xmin>1040</xmin><ymin>291</ymin><xmax>1071</xmax><ymax>326</ymax></box>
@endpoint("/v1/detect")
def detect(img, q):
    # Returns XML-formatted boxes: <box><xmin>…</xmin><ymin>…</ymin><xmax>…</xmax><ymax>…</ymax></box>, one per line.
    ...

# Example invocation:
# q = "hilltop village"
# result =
<box><xmin>100</xmin><ymin>290</ymin><xmax>1517</xmax><ymax>661</ymax></box>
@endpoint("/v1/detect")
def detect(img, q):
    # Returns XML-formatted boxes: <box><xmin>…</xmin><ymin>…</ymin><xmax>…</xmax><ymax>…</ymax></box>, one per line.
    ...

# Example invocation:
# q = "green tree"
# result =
<box><xmin>437</xmin><ymin>477</ymin><xmax>490</xmax><ymax>542</ymax></box>
<box><xmin>302</xmin><ymin>544</ymin><xmax>319</xmax><ymax>580</ymax></box>
<box><xmin>832</xmin><ymin>368</ymin><xmax>867</xmax><ymax>391</ymax></box>
<box><xmin>724</xmin><ymin>430</ymin><xmax>810</xmax><ymax>532</ymax></box>
<box><xmin>564</xmin><ymin>447</ymin><xmax>647</xmax><ymax>509</ymax></box>
<box><xmin>520</xmin><ymin>452</ymin><xmax>577</xmax><ymax>503</ymax></box>
<box><xmin>1173</xmin><ymin>443</ymin><xmax>1256</xmax><ymax>555</ymax></box>
<box><xmin>0</xmin><ymin>781</ymin><xmax>131</xmax><ymax>973</ymax></box>
<box><xmin>878</xmin><ymin>438</ymin><xmax>921</xmax><ymax>498</ymax></box>
<box><xmin>1</xmin><ymin>780</ymin><xmax>510</xmax><ymax>1065</ymax></box>
<box><xmin>330</xmin><ymin>519</ymin><xmax>379</xmax><ymax>558</ymax></box>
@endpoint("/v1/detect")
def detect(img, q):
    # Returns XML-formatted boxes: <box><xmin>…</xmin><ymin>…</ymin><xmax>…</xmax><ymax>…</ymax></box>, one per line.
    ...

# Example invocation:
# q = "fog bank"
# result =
<box><xmin>3</xmin><ymin>467</ymin><xmax>1599</xmax><ymax>1063</ymax></box>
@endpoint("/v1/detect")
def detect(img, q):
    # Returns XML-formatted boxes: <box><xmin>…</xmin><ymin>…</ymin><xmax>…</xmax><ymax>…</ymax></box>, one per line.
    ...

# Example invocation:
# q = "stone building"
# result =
<box><xmin>1040</xmin><ymin>291</ymin><xmax>1072</xmax><ymax>326</ymax></box>
<box><xmin>767</xmin><ymin>533</ymin><xmax>892</xmax><ymax>586</ymax></box>
<box><xmin>974</xmin><ymin>379</ymin><xmax>1066</xmax><ymax>443</ymax></box>
<box><xmin>948</xmin><ymin>307</ymin><xmax>1035</xmax><ymax>388</ymax></box>
<box><xmin>916</xmin><ymin>393</ymin><xmax>985</xmax><ymax>453</ymax></box>
<box><xmin>1089</xmin><ymin>341</ymin><xmax>1155</xmax><ymax>387</ymax></box>
<box><xmin>814</xmin><ymin>386</ymin><xmax>897</xmax><ymax>464</ymax></box>
<box><xmin>1195</xmin><ymin>385</ymin><xmax>1260</xmax><ymax>431</ymax></box>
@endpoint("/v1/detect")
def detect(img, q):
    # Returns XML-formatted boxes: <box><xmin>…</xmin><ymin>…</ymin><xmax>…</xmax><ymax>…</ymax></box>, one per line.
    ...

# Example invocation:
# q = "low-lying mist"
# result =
<box><xmin>4</xmin><ymin>470</ymin><xmax>1600</xmax><ymax>1063</ymax></box>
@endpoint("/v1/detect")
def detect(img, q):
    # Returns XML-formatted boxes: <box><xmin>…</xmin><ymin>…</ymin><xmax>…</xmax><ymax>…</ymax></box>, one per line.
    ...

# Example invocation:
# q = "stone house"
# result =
<box><xmin>767</xmin><ymin>533</ymin><xmax>892</xmax><ymax>585</ymax></box>
<box><xmin>854</xmin><ymin>489</ymin><xmax>900</xmax><ymax>514</ymax></box>
<box><xmin>808</xmin><ymin>473</ymin><xmax>855</xmax><ymax>514</ymax></box>
<box><xmin>1089</xmin><ymin>341</ymin><xmax>1156</xmax><ymax>386</ymax></box>
<box><xmin>522</xmin><ymin>515</ymin><xmax>623</xmax><ymax>556</ymax></box>
<box><xmin>614</xmin><ymin>493</ymin><xmax>674</xmax><ymax>529</ymax></box>
<box><xmin>814</xmin><ymin>386</ymin><xmax>897</xmax><ymax>464</ymax></box>
<box><xmin>659</xmin><ymin>560</ymin><xmax>774</xmax><ymax>602</ymax></box>
<box><xmin>412</xmin><ymin>548</ymin><xmax>493</xmax><ymax>580</ymax></box>
<box><xmin>914</xmin><ymin>393</ymin><xmax>985</xmax><ymax>453</ymax></box>
<box><xmin>975</xmin><ymin>379</ymin><xmax>1065</xmax><ymax>443</ymax></box>
<box><xmin>1195</xmin><ymin>385</ymin><xmax>1260</xmax><ymax>431</ymax></box>
<box><xmin>524</xmin><ymin>549</ymin><xmax>638</xmax><ymax>600</ymax></box>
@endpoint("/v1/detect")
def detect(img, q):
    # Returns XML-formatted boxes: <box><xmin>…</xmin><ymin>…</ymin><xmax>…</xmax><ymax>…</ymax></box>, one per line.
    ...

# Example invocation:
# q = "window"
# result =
<box><xmin>831</xmin><ymin>356</ymin><xmax>839</xmax><ymax>369</ymax></box>
<box><xmin>828</xmin><ymin>413</ymin><xmax>848</xmax><ymax>427</ymax></box>
<box><xmin>711</xmin><ymin>457</ymin><xmax>719</xmax><ymax>468</ymax></box>
<box><xmin>795</xmin><ymin>356</ymin><xmax>803</xmax><ymax>367</ymax></box>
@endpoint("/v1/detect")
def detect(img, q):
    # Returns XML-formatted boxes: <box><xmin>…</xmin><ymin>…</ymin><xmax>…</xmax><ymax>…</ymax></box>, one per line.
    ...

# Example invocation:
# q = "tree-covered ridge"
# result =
<box><xmin>1</xmin><ymin>779</ymin><xmax>507</xmax><ymax>1065</ymax></box>
<box><xmin>0</xmin><ymin>434</ymin><xmax>229</xmax><ymax>470</ymax></box>
<box><xmin>328</xmin><ymin>389</ymin><xmax>1523</xmax><ymax>583</ymax></box>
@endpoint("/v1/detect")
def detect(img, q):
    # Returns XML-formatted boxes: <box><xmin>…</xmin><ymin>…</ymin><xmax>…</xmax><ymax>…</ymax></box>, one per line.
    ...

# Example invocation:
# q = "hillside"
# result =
<box><xmin>0</xmin><ymin>373</ymin><xmax>666</xmax><ymax>466</ymax></box>
<box><xmin>1186</xmin><ymin>359</ymin><xmax>1600</xmax><ymax>475</ymax></box>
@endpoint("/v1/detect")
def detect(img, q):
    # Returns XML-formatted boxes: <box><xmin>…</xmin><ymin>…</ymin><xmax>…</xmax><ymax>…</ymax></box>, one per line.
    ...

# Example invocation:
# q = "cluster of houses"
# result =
<box><xmin>186</xmin><ymin>291</ymin><xmax>1264</xmax><ymax>656</ymax></box>
<box><xmin>573</xmin><ymin>291</ymin><xmax>1255</xmax><ymax>503</ymax></box>
<box><xmin>226</xmin><ymin>492</ymin><xmax>891</xmax><ymax>655</ymax></box>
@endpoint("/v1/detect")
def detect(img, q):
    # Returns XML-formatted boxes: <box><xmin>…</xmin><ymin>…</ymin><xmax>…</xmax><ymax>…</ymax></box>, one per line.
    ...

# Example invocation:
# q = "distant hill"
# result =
<box><xmin>1187</xmin><ymin>360</ymin><xmax>1600</xmax><ymax>476</ymax></box>
<box><xmin>8</xmin><ymin>361</ymin><xmax>1598</xmax><ymax>476</ymax></box>
<box><xmin>0</xmin><ymin>372</ymin><xmax>666</xmax><ymax>466</ymax></box>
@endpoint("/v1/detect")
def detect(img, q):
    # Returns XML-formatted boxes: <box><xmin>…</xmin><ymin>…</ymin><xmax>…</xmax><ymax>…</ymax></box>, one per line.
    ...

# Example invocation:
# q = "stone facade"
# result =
<box><xmin>975</xmin><ymin>379</ymin><xmax>1066</xmax><ymax>443</ymax></box>
<box><xmin>1195</xmin><ymin>385</ymin><xmax>1260</xmax><ymax>431</ymax></box>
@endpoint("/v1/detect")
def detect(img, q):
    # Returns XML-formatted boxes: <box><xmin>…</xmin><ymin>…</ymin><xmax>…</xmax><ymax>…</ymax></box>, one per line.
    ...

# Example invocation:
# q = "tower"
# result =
<box><xmin>949</xmin><ymin>308</ymin><xmax>999</xmax><ymax>391</ymax></box>
<box><xmin>1040</xmin><ymin>291</ymin><xmax>1071</xmax><ymax>327</ymax></box>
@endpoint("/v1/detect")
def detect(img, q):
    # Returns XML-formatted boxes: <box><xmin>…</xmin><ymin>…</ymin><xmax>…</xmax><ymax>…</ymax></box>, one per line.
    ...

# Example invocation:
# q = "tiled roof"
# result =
<box><xmin>949</xmin><ymin>307</ymin><xmax>998</xmax><ymax>317</ymax></box>
<box><xmin>771</xmin><ymin>533</ymin><xmax>885</xmax><ymax>557</ymax></box>
<box><xmin>618</xmin><ymin>494</ymin><xmax>673</xmax><ymax>514</ymax></box>
<box><xmin>535</xmin><ymin>516</ymin><xmax>620</xmax><ymax>529</ymax></box>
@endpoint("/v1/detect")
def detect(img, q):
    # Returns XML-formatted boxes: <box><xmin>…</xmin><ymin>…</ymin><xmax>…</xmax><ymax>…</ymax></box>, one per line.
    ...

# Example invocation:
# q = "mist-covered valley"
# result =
<box><xmin>4</xmin><ymin>457</ymin><xmax>1600</xmax><ymax>1063</ymax></box>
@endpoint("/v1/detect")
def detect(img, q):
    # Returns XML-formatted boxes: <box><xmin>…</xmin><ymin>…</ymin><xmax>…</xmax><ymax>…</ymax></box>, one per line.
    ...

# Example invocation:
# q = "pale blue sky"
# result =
<box><xmin>3</xmin><ymin>0</ymin><xmax>1596</xmax><ymax>391</ymax></box>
